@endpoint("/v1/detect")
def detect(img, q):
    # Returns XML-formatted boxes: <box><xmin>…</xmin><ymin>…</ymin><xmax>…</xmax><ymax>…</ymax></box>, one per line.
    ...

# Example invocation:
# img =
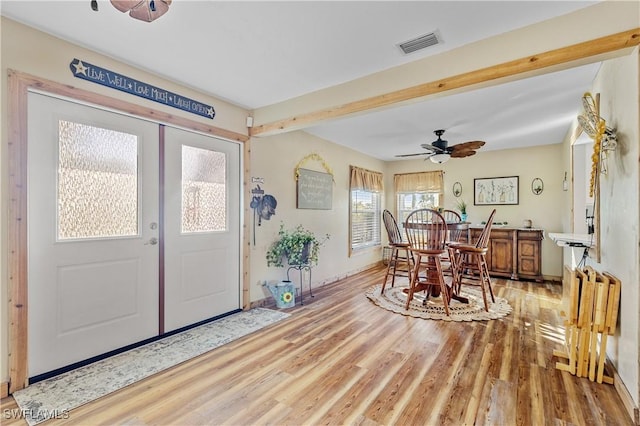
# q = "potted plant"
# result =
<box><xmin>266</xmin><ymin>223</ymin><xmax>329</xmax><ymax>267</ymax></box>
<box><xmin>456</xmin><ymin>199</ymin><xmax>468</xmax><ymax>221</ymax></box>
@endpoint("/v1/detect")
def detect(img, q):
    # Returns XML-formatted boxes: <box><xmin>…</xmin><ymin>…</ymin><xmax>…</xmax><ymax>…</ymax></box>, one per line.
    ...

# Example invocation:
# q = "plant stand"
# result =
<box><xmin>287</xmin><ymin>264</ymin><xmax>313</xmax><ymax>305</ymax></box>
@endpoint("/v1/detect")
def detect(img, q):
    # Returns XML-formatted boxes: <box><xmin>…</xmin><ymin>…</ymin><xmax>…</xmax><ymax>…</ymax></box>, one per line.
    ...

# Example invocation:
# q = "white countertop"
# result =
<box><xmin>548</xmin><ymin>232</ymin><xmax>595</xmax><ymax>247</ymax></box>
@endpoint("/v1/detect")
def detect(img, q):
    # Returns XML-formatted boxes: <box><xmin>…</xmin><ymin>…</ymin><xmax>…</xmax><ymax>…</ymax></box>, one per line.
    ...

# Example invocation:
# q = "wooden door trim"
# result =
<box><xmin>7</xmin><ymin>69</ymin><xmax>249</xmax><ymax>393</ymax></box>
<box><xmin>159</xmin><ymin>124</ymin><xmax>166</xmax><ymax>335</ymax></box>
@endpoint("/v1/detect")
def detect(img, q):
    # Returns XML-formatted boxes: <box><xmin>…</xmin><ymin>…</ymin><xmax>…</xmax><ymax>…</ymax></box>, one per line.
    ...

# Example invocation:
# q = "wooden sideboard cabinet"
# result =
<box><xmin>469</xmin><ymin>227</ymin><xmax>544</xmax><ymax>282</ymax></box>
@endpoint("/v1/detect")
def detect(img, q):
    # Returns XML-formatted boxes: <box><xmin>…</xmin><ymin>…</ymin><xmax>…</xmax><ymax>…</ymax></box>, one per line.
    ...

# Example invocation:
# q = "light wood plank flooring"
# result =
<box><xmin>1</xmin><ymin>266</ymin><xmax>633</xmax><ymax>425</ymax></box>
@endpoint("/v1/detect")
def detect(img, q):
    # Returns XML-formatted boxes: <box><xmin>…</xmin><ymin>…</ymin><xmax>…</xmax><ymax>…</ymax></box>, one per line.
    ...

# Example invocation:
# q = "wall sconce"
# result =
<box><xmin>562</xmin><ymin>172</ymin><xmax>568</xmax><ymax>191</ymax></box>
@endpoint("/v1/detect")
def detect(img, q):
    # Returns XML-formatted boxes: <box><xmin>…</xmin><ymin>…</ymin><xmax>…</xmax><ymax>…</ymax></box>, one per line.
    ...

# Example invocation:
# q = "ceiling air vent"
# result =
<box><xmin>398</xmin><ymin>32</ymin><xmax>440</xmax><ymax>55</ymax></box>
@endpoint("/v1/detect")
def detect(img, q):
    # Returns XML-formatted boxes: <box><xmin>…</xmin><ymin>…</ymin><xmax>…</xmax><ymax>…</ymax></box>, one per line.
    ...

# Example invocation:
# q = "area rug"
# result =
<box><xmin>12</xmin><ymin>308</ymin><xmax>290</xmax><ymax>426</ymax></box>
<box><xmin>366</xmin><ymin>284</ymin><xmax>512</xmax><ymax>321</ymax></box>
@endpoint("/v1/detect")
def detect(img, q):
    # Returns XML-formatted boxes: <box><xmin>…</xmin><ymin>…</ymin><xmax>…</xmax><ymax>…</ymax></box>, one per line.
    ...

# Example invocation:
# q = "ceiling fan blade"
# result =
<box><xmin>450</xmin><ymin>141</ymin><xmax>485</xmax><ymax>153</ymax></box>
<box><xmin>419</xmin><ymin>143</ymin><xmax>441</xmax><ymax>153</ymax></box>
<box><xmin>450</xmin><ymin>150</ymin><xmax>478</xmax><ymax>158</ymax></box>
<box><xmin>397</xmin><ymin>131</ymin><xmax>485</xmax><ymax>160</ymax></box>
<box><xmin>395</xmin><ymin>152</ymin><xmax>434</xmax><ymax>158</ymax></box>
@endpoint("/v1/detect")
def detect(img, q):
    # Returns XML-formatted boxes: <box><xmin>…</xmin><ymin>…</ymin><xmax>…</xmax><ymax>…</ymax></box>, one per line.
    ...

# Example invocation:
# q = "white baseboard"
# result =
<box><xmin>249</xmin><ymin>262</ymin><xmax>382</xmax><ymax>309</ymax></box>
<box><xmin>543</xmin><ymin>274</ymin><xmax>562</xmax><ymax>283</ymax></box>
<box><xmin>613</xmin><ymin>367</ymin><xmax>640</xmax><ymax>425</ymax></box>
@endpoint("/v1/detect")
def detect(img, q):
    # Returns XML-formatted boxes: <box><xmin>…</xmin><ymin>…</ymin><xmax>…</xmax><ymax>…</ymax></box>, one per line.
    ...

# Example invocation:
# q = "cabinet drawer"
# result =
<box><xmin>518</xmin><ymin>230</ymin><xmax>543</xmax><ymax>241</ymax></box>
<box><xmin>489</xmin><ymin>229</ymin><xmax>513</xmax><ymax>240</ymax></box>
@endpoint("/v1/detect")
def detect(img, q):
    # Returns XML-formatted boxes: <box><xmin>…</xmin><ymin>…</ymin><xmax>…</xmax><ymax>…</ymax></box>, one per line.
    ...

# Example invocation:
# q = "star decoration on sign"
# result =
<box><xmin>207</xmin><ymin>107</ymin><xmax>215</xmax><ymax>118</ymax></box>
<box><xmin>72</xmin><ymin>60</ymin><xmax>88</xmax><ymax>76</ymax></box>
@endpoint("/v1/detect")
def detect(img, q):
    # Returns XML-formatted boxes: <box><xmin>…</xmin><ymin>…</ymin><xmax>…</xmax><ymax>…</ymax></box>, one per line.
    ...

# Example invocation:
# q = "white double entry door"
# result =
<box><xmin>27</xmin><ymin>92</ymin><xmax>241</xmax><ymax>377</ymax></box>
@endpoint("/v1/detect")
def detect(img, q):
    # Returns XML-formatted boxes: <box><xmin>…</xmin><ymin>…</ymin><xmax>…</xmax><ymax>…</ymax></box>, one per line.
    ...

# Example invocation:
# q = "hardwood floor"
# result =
<box><xmin>1</xmin><ymin>265</ymin><xmax>633</xmax><ymax>425</ymax></box>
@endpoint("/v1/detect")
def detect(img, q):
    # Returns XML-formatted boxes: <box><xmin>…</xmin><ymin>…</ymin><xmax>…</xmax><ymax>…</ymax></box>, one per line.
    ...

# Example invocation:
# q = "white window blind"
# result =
<box><xmin>350</xmin><ymin>166</ymin><xmax>383</xmax><ymax>252</ymax></box>
<box><xmin>351</xmin><ymin>189</ymin><xmax>381</xmax><ymax>250</ymax></box>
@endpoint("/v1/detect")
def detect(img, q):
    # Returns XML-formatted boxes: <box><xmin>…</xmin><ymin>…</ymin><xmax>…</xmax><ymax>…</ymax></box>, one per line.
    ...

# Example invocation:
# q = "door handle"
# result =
<box><xmin>145</xmin><ymin>237</ymin><xmax>158</xmax><ymax>246</ymax></box>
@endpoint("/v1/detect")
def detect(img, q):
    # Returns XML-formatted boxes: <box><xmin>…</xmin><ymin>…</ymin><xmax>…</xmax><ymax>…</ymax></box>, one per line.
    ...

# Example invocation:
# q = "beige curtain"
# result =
<box><xmin>350</xmin><ymin>165</ymin><xmax>383</xmax><ymax>192</ymax></box>
<box><xmin>394</xmin><ymin>171</ymin><xmax>443</xmax><ymax>193</ymax></box>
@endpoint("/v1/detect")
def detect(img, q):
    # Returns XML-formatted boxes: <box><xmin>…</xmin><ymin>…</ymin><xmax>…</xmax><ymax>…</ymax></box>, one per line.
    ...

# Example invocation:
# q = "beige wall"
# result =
<box><xmin>560</xmin><ymin>47</ymin><xmax>640</xmax><ymax>407</ymax></box>
<box><xmin>385</xmin><ymin>144</ymin><xmax>565</xmax><ymax>279</ymax></box>
<box><xmin>584</xmin><ymin>48</ymin><xmax>640</xmax><ymax>406</ymax></box>
<box><xmin>249</xmin><ymin>131</ymin><xmax>385</xmax><ymax>303</ymax></box>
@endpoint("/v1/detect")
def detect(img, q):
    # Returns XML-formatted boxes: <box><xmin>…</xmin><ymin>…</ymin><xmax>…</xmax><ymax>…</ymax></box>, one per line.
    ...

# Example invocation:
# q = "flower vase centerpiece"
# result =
<box><xmin>456</xmin><ymin>199</ymin><xmax>468</xmax><ymax>222</ymax></box>
<box><xmin>266</xmin><ymin>223</ymin><xmax>329</xmax><ymax>267</ymax></box>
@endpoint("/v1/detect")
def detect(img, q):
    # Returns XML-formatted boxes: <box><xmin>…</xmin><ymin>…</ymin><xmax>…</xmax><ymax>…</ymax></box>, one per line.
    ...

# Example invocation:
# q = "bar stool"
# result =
<box><xmin>381</xmin><ymin>210</ymin><xmax>413</xmax><ymax>293</ymax></box>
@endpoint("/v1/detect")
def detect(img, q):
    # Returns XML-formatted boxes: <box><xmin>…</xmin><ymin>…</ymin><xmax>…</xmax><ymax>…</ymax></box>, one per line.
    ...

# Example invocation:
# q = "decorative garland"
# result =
<box><xmin>589</xmin><ymin>119</ymin><xmax>606</xmax><ymax>198</ymax></box>
<box><xmin>580</xmin><ymin>92</ymin><xmax>608</xmax><ymax>198</ymax></box>
<box><xmin>294</xmin><ymin>153</ymin><xmax>334</xmax><ymax>181</ymax></box>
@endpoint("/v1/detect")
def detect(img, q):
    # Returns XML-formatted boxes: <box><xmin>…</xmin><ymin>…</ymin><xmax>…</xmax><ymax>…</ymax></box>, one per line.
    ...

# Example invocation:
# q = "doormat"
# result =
<box><xmin>12</xmin><ymin>308</ymin><xmax>290</xmax><ymax>426</ymax></box>
<box><xmin>366</xmin><ymin>284</ymin><xmax>512</xmax><ymax>321</ymax></box>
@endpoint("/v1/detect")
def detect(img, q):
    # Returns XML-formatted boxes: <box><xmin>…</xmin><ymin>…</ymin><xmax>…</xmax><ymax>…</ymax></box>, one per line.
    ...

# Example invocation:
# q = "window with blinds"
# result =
<box><xmin>349</xmin><ymin>165</ymin><xmax>383</xmax><ymax>253</ymax></box>
<box><xmin>351</xmin><ymin>189</ymin><xmax>381</xmax><ymax>250</ymax></box>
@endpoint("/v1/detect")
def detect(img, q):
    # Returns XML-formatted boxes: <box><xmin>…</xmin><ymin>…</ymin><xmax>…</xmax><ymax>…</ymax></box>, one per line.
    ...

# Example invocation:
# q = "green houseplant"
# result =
<box><xmin>266</xmin><ymin>223</ymin><xmax>329</xmax><ymax>267</ymax></box>
<box><xmin>456</xmin><ymin>199</ymin><xmax>468</xmax><ymax>221</ymax></box>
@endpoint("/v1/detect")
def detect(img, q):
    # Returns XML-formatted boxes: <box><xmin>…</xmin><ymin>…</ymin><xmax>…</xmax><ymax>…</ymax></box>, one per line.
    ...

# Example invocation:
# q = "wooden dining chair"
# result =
<box><xmin>403</xmin><ymin>208</ymin><xmax>450</xmax><ymax>315</ymax></box>
<box><xmin>381</xmin><ymin>210</ymin><xmax>413</xmax><ymax>293</ymax></box>
<box><xmin>449</xmin><ymin>209</ymin><xmax>497</xmax><ymax>311</ymax></box>
<box><xmin>442</xmin><ymin>209</ymin><xmax>464</xmax><ymax>242</ymax></box>
<box><xmin>442</xmin><ymin>209</ymin><xmax>461</xmax><ymax>222</ymax></box>
<box><xmin>438</xmin><ymin>209</ymin><xmax>468</xmax><ymax>279</ymax></box>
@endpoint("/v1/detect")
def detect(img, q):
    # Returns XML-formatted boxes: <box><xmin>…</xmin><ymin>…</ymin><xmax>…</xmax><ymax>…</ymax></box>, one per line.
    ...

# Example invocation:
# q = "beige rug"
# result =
<box><xmin>366</xmin><ymin>283</ymin><xmax>512</xmax><ymax>321</ymax></box>
<box><xmin>13</xmin><ymin>308</ymin><xmax>290</xmax><ymax>426</ymax></box>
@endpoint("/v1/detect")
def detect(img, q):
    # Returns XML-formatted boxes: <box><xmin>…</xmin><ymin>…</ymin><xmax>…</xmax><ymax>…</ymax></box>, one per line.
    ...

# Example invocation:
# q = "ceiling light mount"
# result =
<box><xmin>109</xmin><ymin>0</ymin><xmax>172</xmax><ymax>22</ymax></box>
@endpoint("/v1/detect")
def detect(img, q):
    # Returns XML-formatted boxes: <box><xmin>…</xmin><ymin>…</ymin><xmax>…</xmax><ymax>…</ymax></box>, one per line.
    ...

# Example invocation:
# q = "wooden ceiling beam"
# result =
<box><xmin>250</xmin><ymin>28</ymin><xmax>640</xmax><ymax>137</ymax></box>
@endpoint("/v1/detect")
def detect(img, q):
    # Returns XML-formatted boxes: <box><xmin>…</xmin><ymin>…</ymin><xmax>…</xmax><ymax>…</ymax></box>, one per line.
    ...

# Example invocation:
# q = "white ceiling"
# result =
<box><xmin>1</xmin><ymin>1</ymin><xmax>602</xmax><ymax>160</ymax></box>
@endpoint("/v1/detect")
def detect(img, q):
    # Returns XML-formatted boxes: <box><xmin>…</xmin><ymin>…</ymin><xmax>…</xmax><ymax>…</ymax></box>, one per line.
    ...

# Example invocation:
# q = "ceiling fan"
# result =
<box><xmin>396</xmin><ymin>130</ymin><xmax>486</xmax><ymax>163</ymax></box>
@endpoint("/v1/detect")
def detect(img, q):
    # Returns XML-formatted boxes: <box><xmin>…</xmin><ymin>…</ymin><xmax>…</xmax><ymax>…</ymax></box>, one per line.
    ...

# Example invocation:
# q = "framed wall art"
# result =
<box><xmin>474</xmin><ymin>176</ymin><xmax>519</xmax><ymax>205</ymax></box>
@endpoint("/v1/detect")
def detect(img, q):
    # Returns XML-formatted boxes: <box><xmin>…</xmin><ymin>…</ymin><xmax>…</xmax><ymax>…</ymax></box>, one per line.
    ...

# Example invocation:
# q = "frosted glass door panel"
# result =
<box><xmin>58</xmin><ymin>120</ymin><xmax>139</xmax><ymax>239</ymax></box>
<box><xmin>181</xmin><ymin>145</ymin><xmax>226</xmax><ymax>233</ymax></box>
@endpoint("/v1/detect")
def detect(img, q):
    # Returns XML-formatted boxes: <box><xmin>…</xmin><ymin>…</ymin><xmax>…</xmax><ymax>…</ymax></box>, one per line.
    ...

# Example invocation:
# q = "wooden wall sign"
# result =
<box><xmin>297</xmin><ymin>168</ymin><xmax>333</xmax><ymax>210</ymax></box>
<box><xmin>69</xmin><ymin>58</ymin><xmax>215</xmax><ymax>120</ymax></box>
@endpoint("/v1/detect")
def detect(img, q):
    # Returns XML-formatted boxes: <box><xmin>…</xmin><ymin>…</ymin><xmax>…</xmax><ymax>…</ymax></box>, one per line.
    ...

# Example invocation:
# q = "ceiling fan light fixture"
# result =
<box><xmin>430</xmin><ymin>153</ymin><xmax>451</xmax><ymax>164</ymax></box>
<box><xmin>110</xmin><ymin>0</ymin><xmax>171</xmax><ymax>22</ymax></box>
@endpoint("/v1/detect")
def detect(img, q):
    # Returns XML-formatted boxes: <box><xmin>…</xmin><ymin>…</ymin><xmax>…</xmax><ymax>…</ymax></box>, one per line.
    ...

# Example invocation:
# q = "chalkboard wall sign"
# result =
<box><xmin>297</xmin><ymin>168</ymin><xmax>333</xmax><ymax>210</ymax></box>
